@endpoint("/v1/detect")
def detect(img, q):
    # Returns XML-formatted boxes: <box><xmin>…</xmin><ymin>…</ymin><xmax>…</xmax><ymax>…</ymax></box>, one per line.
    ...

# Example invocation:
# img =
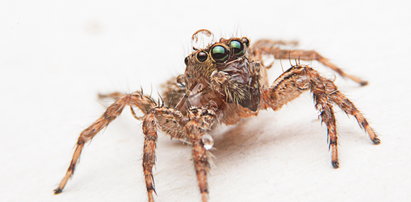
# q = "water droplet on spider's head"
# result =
<box><xmin>201</xmin><ymin>134</ymin><xmax>214</xmax><ymax>150</ymax></box>
<box><xmin>191</xmin><ymin>29</ymin><xmax>215</xmax><ymax>50</ymax></box>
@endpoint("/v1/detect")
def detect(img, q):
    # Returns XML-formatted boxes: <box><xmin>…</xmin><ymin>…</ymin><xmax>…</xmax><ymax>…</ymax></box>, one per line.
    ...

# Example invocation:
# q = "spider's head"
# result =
<box><xmin>183</xmin><ymin>36</ymin><xmax>251</xmax><ymax>86</ymax></box>
<box><xmin>181</xmin><ymin>30</ymin><xmax>260</xmax><ymax>111</ymax></box>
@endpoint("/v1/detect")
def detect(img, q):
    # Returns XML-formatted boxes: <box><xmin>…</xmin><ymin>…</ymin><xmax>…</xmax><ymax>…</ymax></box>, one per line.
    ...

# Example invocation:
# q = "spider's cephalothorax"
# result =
<box><xmin>180</xmin><ymin>36</ymin><xmax>261</xmax><ymax>117</ymax></box>
<box><xmin>54</xmin><ymin>29</ymin><xmax>380</xmax><ymax>202</ymax></box>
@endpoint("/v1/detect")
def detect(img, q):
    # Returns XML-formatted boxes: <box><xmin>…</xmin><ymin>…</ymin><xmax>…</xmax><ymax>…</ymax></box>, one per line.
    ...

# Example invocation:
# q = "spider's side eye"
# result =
<box><xmin>196</xmin><ymin>51</ymin><xmax>208</xmax><ymax>62</ymax></box>
<box><xmin>184</xmin><ymin>56</ymin><xmax>189</xmax><ymax>65</ymax></box>
<box><xmin>242</xmin><ymin>37</ymin><xmax>250</xmax><ymax>47</ymax></box>
<box><xmin>210</xmin><ymin>45</ymin><xmax>229</xmax><ymax>63</ymax></box>
<box><xmin>229</xmin><ymin>40</ymin><xmax>245</xmax><ymax>56</ymax></box>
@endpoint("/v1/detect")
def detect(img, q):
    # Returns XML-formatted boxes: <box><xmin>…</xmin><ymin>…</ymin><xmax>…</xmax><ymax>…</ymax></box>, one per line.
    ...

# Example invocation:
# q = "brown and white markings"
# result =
<box><xmin>54</xmin><ymin>29</ymin><xmax>380</xmax><ymax>202</ymax></box>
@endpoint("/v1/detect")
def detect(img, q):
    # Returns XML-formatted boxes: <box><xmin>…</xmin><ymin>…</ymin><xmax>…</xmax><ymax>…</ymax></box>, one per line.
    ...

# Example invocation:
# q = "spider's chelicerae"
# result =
<box><xmin>54</xmin><ymin>29</ymin><xmax>380</xmax><ymax>202</ymax></box>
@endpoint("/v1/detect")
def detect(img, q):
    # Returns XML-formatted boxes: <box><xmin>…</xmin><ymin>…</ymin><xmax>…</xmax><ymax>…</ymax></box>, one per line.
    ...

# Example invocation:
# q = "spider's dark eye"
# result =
<box><xmin>229</xmin><ymin>40</ymin><xmax>245</xmax><ymax>56</ymax></box>
<box><xmin>242</xmin><ymin>38</ymin><xmax>250</xmax><ymax>47</ymax></box>
<box><xmin>196</xmin><ymin>51</ymin><xmax>208</xmax><ymax>62</ymax></box>
<box><xmin>184</xmin><ymin>56</ymin><xmax>189</xmax><ymax>65</ymax></box>
<box><xmin>210</xmin><ymin>45</ymin><xmax>229</xmax><ymax>62</ymax></box>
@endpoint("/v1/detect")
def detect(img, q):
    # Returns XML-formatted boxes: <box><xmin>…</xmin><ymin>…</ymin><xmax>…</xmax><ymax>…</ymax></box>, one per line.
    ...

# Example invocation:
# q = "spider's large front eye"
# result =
<box><xmin>229</xmin><ymin>40</ymin><xmax>245</xmax><ymax>56</ymax></box>
<box><xmin>196</xmin><ymin>51</ymin><xmax>208</xmax><ymax>62</ymax></box>
<box><xmin>210</xmin><ymin>45</ymin><xmax>229</xmax><ymax>63</ymax></box>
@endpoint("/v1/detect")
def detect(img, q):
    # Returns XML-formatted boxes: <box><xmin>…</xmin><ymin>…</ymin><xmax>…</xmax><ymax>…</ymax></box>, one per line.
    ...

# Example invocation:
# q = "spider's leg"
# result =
<box><xmin>140</xmin><ymin>106</ymin><xmax>216</xmax><ymax>202</ymax></box>
<box><xmin>54</xmin><ymin>91</ymin><xmax>156</xmax><ymax>194</ymax></box>
<box><xmin>190</xmin><ymin>130</ymin><xmax>210</xmax><ymax>202</ymax></box>
<box><xmin>249</xmin><ymin>39</ymin><xmax>299</xmax><ymax>70</ymax></box>
<box><xmin>97</xmin><ymin>82</ymin><xmax>185</xmax><ymax>108</ymax></box>
<box><xmin>185</xmin><ymin>107</ymin><xmax>217</xmax><ymax>202</ymax></box>
<box><xmin>140</xmin><ymin>106</ymin><xmax>189</xmax><ymax>202</ymax></box>
<box><xmin>330</xmin><ymin>92</ymin><xmax>381</xmax><ymax>144</ymax></box>
<box><xmin>98</xmin><ymin>91</ymin><xmax>126</xmax><ymax>101</ymax></box>
<box><xmin>252</xmin><ymin>39</ymin><xmax>299</xmax><ymax>48</ymax></box>
<box><xmin>251</xmin><ymin>40</ymin><xmax>368</xmax><ymax>86</ymax></box>
<box><xmin>262</xmin><ymin>65</ymin><xmax>380</xmax><ymax>168</ymax></box>
<box><xmin>142</xmin><ymin>113</ymin><xmax>158</xmax><ymax>202</ymax></box>
<box><xmin>314</xmin><ymin>94</ymin><xmax>339</xmax><ymax>168</ymax></box>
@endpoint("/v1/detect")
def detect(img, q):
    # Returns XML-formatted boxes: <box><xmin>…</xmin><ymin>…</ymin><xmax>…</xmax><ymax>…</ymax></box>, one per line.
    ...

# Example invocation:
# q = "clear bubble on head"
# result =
<box><xmin>191</xmin><ymin>29</ymin><xmax>215</xmax><ymax>50</ymax></box>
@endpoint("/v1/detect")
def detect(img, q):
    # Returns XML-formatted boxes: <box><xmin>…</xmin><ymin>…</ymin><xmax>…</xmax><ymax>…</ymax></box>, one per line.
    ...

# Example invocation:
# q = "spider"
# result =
<box><xmin>54</xmin><ymin>29</ymin><xmax>380</xmax><ymax>202</ymax></box>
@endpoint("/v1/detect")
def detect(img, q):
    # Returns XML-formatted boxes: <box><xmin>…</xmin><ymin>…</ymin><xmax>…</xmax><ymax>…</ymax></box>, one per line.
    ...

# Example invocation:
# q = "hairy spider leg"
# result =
<box><xmin>262</xmin><ymin>65</ymin><xmax>380</xmax><ymax>167</ymax></box>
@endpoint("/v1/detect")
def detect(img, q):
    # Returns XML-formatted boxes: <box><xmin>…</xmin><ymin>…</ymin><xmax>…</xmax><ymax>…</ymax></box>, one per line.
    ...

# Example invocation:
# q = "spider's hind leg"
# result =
<box><xmin>262</xmin><ymin>65</ymin><xmax>380</xmax><ymax>168</ymax></box>
<box><xmin>251</xmin><ymin>39</ymin><xmax>368</xmax><ymax>86</ymax></box>
<box><xmin>98</xmin><ymin>91</ymin><xmax>126</xmax><ymax>101</ymax></box>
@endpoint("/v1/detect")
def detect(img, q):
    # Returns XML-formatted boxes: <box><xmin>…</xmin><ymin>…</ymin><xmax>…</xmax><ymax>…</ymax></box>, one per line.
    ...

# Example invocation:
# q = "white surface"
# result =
<box><xmin>1</xmin><ymin>0</ymin><xmax>411</xmax><ymax>202</ymax></box>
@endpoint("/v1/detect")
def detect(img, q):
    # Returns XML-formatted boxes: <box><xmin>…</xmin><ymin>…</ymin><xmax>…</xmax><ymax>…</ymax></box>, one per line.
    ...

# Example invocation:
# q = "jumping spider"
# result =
<box><xmin>54</xmin><ymin>29</ymin><xmax>380</xmax><ymax>202</ymax></box>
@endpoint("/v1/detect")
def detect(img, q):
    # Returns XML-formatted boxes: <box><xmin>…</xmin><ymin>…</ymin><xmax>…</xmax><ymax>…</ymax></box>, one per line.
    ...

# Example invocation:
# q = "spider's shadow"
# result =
<box><xmin>207</xmin><ymin>113</ymin><xmax>324</xmax><ymax>166</ymax></box>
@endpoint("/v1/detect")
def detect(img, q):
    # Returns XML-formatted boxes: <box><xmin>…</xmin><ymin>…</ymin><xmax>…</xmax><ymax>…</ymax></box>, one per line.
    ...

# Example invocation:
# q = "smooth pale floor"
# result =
<box><xmin>1</xmin><ymin>0</ymin><xmax>411</xmax><ymax>202</ymax></box>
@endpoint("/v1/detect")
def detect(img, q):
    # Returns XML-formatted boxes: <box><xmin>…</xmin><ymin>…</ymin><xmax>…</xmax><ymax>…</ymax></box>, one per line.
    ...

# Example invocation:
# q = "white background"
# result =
<box><xmin>1</xmin><ymin>0</ymin><xmax>411</xmax><ymax>202</ymax></box>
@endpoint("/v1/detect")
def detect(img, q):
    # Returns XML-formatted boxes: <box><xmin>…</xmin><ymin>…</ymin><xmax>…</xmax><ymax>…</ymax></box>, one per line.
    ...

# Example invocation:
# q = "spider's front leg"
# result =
<box><xmin>262</xmin><ymin>65</ymin><xmax>380</xmax><ymax>168</ymax></box>
<box><xmin>140</xmin><ymin>106</ymin><xmax>188</xmax><ymax>202</ymax></box>
<box><xmin>54</xmin><ymin>91</ymin><xmax>157</xmax><ymax>194</ymax></box>
<box><xmin>141</xmin><ymin>105</ymin><xmax>217</xmax><ymax>202</ymax></box>
<box><xmin>251</xmin><ymin>39</ymin><xmax>369</xmax><ymax>86</ymax></box>
<box><xmin>185</xmin><ymin>107</ymin><xmax>217</xmax><ymax>202</ymax></box>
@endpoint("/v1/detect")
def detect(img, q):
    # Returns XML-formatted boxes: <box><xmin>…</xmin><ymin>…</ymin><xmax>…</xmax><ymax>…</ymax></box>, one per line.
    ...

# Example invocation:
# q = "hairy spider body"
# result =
<box><xmin>54</xmin><ymin>29</ymin><xmax>380</xmax><ymax>202</ymax></box>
